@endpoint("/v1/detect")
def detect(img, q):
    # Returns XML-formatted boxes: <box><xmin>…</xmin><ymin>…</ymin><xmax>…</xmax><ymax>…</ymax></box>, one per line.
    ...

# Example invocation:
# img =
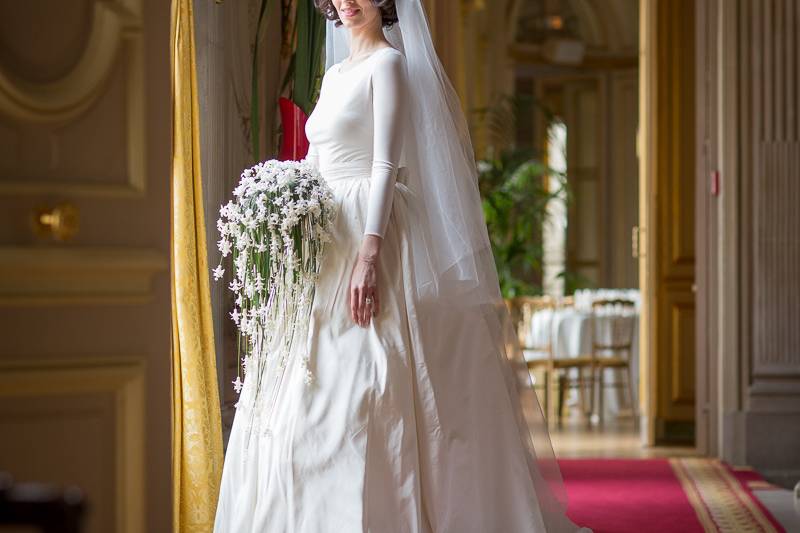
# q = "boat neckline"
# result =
<box><xmin>335</xmin><ymin>46</ymin><xmax>399</xmax><ymax>74</ymax></box>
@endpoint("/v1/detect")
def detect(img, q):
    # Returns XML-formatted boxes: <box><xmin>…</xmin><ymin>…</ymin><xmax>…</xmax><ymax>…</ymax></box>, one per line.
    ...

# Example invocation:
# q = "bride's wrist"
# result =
<box><xmin>359</xmin><ymin>234</ymin><xmax>382</xmax><ymax>263</ymax></box>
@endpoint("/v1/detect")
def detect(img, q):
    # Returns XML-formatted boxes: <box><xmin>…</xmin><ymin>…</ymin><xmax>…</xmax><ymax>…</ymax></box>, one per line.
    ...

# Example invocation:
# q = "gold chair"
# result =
<box><xmin>509</xmin><ymin>296</ymin><xmax>593</xmax><ymax>426</ymax></box>
<box><xmin>508</xmin><ymin>296</ymin><xmax>555</xmax><ymax>421</ymax></box>
<box><xmin>549</xmin><ymin>297</ymin><xmax>594</xmax><ymax>425</ymax></box>
<box><xmin>559</xmin><ymin>295</ymin><xmax>575</xmax><ymax>308</ymax></box>
<box><xmin>589</xmin><ymin>299</ymin><xmax>638</xmax><ymax>424</ymax></box>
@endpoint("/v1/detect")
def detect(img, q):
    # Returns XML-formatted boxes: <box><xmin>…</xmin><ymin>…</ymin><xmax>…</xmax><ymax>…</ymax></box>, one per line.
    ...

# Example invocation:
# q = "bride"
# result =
<box><xmin>214</xmin><ymin>0</ymin><xmax>589</xmax><ymax>531</ymax></box>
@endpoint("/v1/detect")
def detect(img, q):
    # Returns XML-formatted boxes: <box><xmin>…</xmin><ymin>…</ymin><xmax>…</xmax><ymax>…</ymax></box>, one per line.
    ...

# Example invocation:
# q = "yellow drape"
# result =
<box><xmin>170</xmin><ymin>0</ymin><xmax>224</xmax><ymax>531</ymax></box>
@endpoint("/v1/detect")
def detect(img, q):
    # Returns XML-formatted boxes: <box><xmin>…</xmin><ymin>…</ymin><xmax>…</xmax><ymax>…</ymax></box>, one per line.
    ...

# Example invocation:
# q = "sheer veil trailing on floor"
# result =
<box><xmin>326</xmin><ymin>2</ymin><xmax>584</xmax><ymax>531</ymax></box>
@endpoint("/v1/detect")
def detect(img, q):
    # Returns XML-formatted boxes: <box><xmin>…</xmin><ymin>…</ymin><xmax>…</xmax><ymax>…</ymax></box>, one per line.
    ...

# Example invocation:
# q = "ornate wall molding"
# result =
<box><xmin>0</xmin><ymin>246</ymin><xmax>166</xmax><ymax>305</ymax></box>
<box><xmin>0</xmin><ymin>356</ymin><xmax>146</xmax><ymax>533</ymax></box>
<box><xmin>0</xmin><ymin>0</ymin><xmax>145</xmax><ymax>197</ymax></box>
<box><xmin>0</xmin><ymin>2</ymin><xmax>136</xmax><ymax>123</ymax></box>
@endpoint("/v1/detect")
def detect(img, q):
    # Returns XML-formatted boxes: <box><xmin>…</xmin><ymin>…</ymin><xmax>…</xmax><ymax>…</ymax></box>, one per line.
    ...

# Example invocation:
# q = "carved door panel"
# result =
<box><xmin>0</xmin><ymin>2</ymin><xmax>171</xmax><ymax>532</ymax></box>
<box><xmin>641</xmin><ymin>0</ymin><xmax>696</xmax><ymax>444</ymax></box>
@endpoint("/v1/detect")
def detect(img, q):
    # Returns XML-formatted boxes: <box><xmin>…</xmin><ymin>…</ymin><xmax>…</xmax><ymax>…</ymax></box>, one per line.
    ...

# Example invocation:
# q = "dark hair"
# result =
<box><xmin>314</xmin><ymin>0</ymin><xmax>398</xmax><ymax>29</ymax></box>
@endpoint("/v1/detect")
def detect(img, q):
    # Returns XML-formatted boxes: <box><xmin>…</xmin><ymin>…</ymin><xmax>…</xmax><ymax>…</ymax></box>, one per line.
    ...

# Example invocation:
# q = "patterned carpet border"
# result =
<box><xmin>669</xmin><ymin>458</ymin><xmax>783</xmax><ymax>532</ymax></box>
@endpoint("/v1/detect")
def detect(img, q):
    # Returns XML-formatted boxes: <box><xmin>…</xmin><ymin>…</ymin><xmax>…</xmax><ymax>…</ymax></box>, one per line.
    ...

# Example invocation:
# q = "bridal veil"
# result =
<box><xmin>324</xmin><ymin>1</ymin><xmax>580</xmax><ymax>530</ymax></box>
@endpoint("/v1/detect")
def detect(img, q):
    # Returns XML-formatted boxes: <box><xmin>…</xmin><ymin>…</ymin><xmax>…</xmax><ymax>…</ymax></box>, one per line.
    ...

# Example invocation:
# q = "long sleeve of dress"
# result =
<box><xmin>363</xmin><ymin>51</ymin><xmax>407</xmax><ymax>238</ymax></box>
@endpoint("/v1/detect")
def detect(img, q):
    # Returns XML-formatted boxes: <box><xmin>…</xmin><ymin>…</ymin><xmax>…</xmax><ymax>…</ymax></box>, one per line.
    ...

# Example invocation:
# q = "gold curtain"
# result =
<box><xmin>170</xmin><ymin>0</ymin><xmax>224</xmax><ymax>531</ymax></box>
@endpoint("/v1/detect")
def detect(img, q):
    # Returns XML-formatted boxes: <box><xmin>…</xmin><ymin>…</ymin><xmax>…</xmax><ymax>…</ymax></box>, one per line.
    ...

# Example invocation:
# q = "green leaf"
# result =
<box><xmin>293</xmin><ymin>0</ymin><xmax>326</xmax><ymax>113</ymax></box>
<box><xmin>476</xmin><ymin>95</ymin><xmax>575</xmax><ymax>298</ymax></box>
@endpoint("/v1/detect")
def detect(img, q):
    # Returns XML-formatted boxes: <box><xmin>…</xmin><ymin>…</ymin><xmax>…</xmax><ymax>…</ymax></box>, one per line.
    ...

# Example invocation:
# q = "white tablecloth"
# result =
<box><xmin>523</xmin><ymin>302</ymin><xmax>639</xmax><ymax>420</ymax></box>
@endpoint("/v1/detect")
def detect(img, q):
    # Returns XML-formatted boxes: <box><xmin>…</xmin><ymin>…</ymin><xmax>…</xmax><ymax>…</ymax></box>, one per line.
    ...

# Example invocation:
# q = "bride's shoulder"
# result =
<box><xmin>371</xmin><ymin>46</ymin><xmax>406</xmax><ymax>74</ymax></box>
<box><xmin>319</xmin><ymin>62</ymin><xmax>340</xmax><ymax>86</ymax></box>
<box><xmin>374</xmin><ymin>46</ymin><xmax>405</xmax><ymax>62</ymax></box>
<box><xmin>322</xmin><ymin>62</ymin><xmax>338</xmax><ymax>77</ymax></box>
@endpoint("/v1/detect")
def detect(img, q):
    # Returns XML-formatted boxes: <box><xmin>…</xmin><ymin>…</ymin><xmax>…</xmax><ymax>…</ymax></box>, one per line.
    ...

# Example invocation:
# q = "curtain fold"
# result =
<box><xmin>170</xmin><ymin>0</ymin><xmax>224</xmax><ymax>531</ymax></box>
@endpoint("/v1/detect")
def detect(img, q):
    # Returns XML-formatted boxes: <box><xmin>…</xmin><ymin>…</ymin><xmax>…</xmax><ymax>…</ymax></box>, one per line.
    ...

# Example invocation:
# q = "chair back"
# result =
<box><xmin>508</xmin><ymin>296</ymin><xmax>556</xmax><ymax>359</ymax></box>
<box><xmin>590</xmin><ymin>299</ymin><xmax>637</xmax><ymax>361</ymax></box>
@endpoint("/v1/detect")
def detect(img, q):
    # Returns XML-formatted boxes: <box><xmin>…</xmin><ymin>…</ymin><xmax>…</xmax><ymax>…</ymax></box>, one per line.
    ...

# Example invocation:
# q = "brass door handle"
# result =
<box><xmin>32</xmin><ymin>203</ymin><xmax>80</xmax><ymax>241</ymax></box>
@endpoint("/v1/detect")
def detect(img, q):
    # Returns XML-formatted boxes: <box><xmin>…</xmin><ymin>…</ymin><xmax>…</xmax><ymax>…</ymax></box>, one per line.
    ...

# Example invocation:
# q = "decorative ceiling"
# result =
<box><xmin>513</xmin><ymin>0</ymin><xmax>638</xmax><ymax>56</ymax></box>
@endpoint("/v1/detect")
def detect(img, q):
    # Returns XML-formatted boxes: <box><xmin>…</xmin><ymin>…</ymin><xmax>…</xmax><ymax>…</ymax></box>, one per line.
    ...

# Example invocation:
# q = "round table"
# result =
<box><xmin>524</xmin><ymin>306</ymin><xmax>639</xmax><ymax>420</ymax></box>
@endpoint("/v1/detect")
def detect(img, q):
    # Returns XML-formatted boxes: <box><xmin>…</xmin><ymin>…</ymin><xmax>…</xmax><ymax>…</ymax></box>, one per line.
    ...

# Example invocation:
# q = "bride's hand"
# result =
<box><xmin>349</xmin><ymin>235</ymin><xmax>382</xmax><ymax>327</ymax></box>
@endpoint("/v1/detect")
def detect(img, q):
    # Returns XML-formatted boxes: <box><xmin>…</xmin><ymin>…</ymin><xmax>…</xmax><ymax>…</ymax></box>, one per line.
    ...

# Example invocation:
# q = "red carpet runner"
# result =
<box><xmin>559</xmin><ymin>458</ymin><xmax>785</xmax><ymax>533</ymax></box>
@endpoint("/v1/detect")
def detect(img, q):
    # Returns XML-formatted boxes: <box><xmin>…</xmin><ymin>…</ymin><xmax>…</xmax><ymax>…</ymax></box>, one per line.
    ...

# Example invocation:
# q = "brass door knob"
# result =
<box><xmin>32</xmin><ymin>203</ymin><xmax>80</xmax><ymax>241</ymax></box>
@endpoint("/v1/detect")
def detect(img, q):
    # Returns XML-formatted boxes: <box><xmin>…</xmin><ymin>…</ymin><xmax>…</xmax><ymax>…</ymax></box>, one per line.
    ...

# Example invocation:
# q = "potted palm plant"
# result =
<box><xmin>474</xmin><ymin>95</ymin><xmax>568</xmax><ymax>299</ymax></box>
<box><xmin>478</xmin><ymin>149</ymin><xmax>565</xmax><ymax>298</ymax></box>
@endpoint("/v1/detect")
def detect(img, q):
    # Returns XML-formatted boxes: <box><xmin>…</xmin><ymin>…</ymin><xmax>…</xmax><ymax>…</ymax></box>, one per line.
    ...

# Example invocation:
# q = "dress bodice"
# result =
<box><xmin>305</xmin><ymin>47</ymin><xmax>405</xmax><ymax>174</ymax></box>
<box><xmin>303</xmin><ymin>47</ymin><xmax>407</xmax><ymax>238</ymax></box>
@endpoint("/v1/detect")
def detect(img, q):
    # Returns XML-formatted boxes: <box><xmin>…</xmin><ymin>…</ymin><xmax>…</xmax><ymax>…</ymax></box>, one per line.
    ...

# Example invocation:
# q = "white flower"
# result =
<box><xmin>234</xmin><ymin>254</ymin><xmax>247</xmax><ymax>275</ymax></box>
<box><xmin>219</xmin><ymin>201</ymin><xmax>232</xmax><ymax>219</ymax></box>
<box><xmin>236</xmin><ymin>233</ymin><xmax>251</xmax><ymax>250</ymax></box>
<box><xmin>245</xmin><ymin>281</ymin><xmax>256</xmax><ymax>298</ymax></box>
<box><xmin>232</xmin><ymin>376</ymin><xmax>243</xmax><ymax>393</ymax></box>
<box><xmin>229</xmin><ymin>279</ymin><xmax>242</xmax><ymax>293</ymax></box>
<box><xmin>218</xmin><ymin>238</ymin><xmax>232</xmax><ymax>257</ymax></box>
<box><xmin>229</xmin><ymin>308</ymin><xmax>241</xmax><ymax>324</ymax></box>
<box><xmin>243</xmin><ymin>216</ymin><xmax>257</xmax><ymax>231</ymax></box>
<box><xmin>212</xmin><ymin>265</ymin><xmax>225</xmax><ymax>280</ymax></box>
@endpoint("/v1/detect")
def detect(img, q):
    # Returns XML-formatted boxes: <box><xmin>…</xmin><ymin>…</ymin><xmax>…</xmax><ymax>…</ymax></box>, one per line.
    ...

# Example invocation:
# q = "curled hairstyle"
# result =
<box><xmin>314</xmin><ymin>0</ymin><xmax>398</xmax><ymax>29</ymax></box>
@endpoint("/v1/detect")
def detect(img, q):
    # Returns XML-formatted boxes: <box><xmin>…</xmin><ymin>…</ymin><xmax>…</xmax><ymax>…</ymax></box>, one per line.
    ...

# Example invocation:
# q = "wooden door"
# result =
<box><xmin>0</xmin><ymin>2</ymin><xmax>171</xmax><ymax>532</ymax></box>
<box><xmin>639</xmin><ymin>0</ymin><xmax>696</xmax><ymax>445</ymax></box>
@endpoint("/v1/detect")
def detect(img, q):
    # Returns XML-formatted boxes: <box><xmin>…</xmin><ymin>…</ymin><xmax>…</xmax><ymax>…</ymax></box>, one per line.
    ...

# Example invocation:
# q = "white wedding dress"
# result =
<box><xmin>213</xmin><ymin>46</ymin><xmax>585</xmax><ymax>533</ymax></box>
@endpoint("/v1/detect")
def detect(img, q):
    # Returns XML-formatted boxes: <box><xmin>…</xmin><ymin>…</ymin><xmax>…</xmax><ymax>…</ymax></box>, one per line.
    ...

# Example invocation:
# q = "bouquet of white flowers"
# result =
<box><xmin>212</xmin><ymin>159</ymin><xmax>336</xmax><ymax>413</ymax></box>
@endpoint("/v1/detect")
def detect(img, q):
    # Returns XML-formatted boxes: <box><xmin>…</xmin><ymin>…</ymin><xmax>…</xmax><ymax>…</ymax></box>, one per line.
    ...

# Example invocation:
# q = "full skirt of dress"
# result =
<box><xmin>213</xmin><ymin>162</ymin><xmax>583</xmax><ymax>533</ymax></box>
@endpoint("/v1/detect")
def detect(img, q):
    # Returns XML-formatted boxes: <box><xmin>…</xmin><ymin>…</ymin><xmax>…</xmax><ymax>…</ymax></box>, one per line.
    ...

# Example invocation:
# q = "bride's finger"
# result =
<box><xmin>360</xmin><ymin>289</ymin><xmax>367</xmax><ymax>326</ymax></box>
<box><xmin>359</xmin><ymin>289</ymin><xmax>368</xmax><ymax>327</ymax></box>
<box><xmin>351</xmin><ymin>285</ymin><xmax>360</xmax><ymax>323</ymax></box>
<box><xmin>362</xmin><ymin>288</ymin><xmax>373</xmax><ymax>326</ymax></box>
<box><xmin>360</xmin><ymin>286</ymin><xmax>370</xmax><ymax>327</ymax></box>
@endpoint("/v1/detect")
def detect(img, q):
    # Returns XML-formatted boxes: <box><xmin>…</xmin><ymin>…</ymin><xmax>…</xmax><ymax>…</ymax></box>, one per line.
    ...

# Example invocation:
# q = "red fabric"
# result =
<box><xmin>278</xmin><ymin>97</ymin><xmax>310</xmax><ymax>161</ymax></box>
<box><xmin>559</xmin><ymin>459</ymin><xmax>705</xmax><ymax>533</ymax></box>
